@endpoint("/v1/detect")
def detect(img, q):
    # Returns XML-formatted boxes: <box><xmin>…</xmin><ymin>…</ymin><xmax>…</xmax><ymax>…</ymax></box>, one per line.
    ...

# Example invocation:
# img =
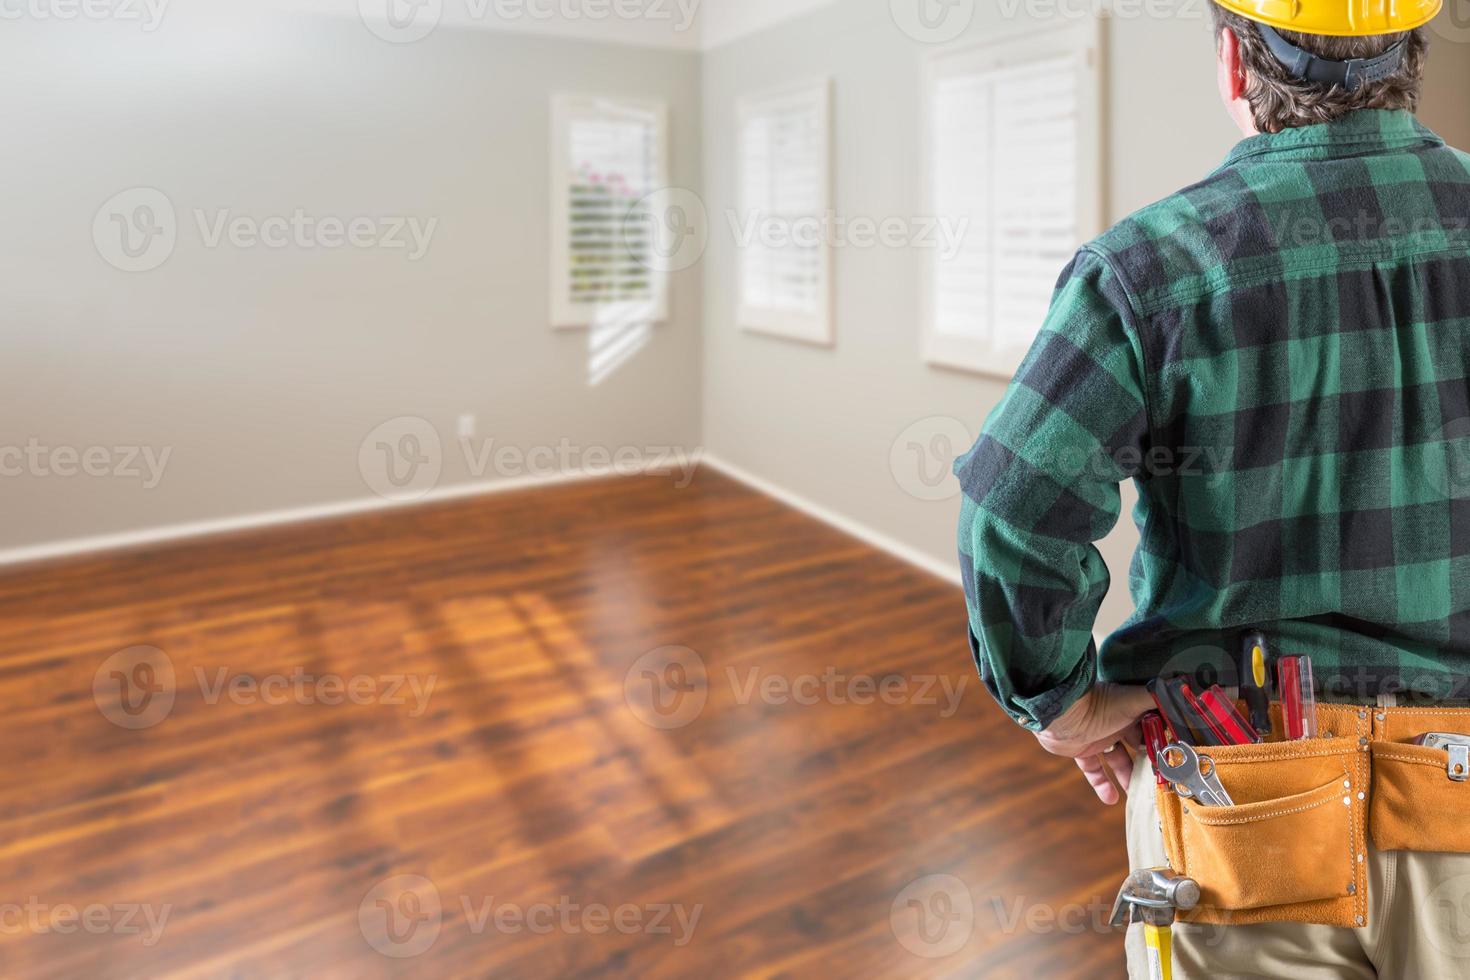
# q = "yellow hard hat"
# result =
<box><xmin>1212</xmin><ymin>0</ymin><xmax>1443</xmax><ymax>37</ymax></box>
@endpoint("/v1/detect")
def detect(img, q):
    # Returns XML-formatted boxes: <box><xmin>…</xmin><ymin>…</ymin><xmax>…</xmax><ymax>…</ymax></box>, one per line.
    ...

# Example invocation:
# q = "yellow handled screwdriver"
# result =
<box><xmin>1110</xmin><ymin>868</ymin><xmax>1200</xmax><ymax>980</ymax></box>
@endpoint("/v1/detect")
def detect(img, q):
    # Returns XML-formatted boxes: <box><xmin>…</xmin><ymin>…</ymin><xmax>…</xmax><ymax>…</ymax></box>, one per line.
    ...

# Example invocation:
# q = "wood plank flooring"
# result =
<box><xmin>0</xmin><ymin>469</ymin><xmax>1127</xmax><ymax>978</ymax></box>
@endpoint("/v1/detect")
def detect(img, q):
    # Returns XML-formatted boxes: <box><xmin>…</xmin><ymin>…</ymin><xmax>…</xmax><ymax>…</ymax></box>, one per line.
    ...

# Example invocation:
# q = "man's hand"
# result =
<box><xmin>1035</xmin><ymin>684</ymin><xmax>1155</xmax><ymax>805</ymax></box>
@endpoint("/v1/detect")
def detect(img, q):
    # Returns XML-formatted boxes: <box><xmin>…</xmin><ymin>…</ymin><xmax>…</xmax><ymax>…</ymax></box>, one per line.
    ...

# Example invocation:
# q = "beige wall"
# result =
<box><xmin>1422</xmin><ymin>29</ymin><xmax>1470</xmax><ymax>149</ymax></box>
<box><xmin>0</xmin><ymin>8</ymin><xmax>702</xmax><ymax>553</ymax></box>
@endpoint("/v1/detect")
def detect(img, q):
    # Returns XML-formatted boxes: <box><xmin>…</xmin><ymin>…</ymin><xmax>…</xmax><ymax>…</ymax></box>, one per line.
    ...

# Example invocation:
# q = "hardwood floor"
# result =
<box><xmin>0</xmin><ymin>469</ymin><xmax>1128</xmax><ymax>978</ymax></box>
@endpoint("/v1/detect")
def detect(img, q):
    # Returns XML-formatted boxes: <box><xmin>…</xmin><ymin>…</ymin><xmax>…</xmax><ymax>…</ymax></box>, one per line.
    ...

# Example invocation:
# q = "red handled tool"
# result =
<box><xmin>1141</xmin><ymin>710</ymin><xmax>1171</xmax><ymax>785</ymax></box>
<box><xmin>1198</xmin><ymin>685</ymin><xmax>1262</xmax><ymax>745</ymax></box>
<box><xmin>1277</xmin><ymin>655</ymin><xmax>1318</xmax><ymax>740</ymax></box>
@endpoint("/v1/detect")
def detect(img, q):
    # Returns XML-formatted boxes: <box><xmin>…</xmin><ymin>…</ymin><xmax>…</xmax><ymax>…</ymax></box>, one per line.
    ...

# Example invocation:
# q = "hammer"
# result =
<box><xmin>1109</xmin><ymin>868</ymin><xmax>1200</xmax><ymax>980</ymax></box>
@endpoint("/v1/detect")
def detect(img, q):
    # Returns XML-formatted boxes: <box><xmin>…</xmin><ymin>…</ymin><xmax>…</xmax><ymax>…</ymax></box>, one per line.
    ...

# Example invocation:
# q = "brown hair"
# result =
<box><xmin>1211</xmin><ymin>6</ymin><xmax>1428</xmax><ymax>133</ymax></box>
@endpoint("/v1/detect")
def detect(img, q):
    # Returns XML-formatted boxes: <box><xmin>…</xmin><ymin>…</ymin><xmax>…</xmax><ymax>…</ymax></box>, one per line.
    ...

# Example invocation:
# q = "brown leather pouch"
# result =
<box><xmin>1154</xmin><ymin>704</ymin><xmax>1371</xmax><ymax>927</ymax></box>
<box><xmin>1370</xmin><ymin>707</ymin><xmax>1470</xmax><ymax>853</ymax></box>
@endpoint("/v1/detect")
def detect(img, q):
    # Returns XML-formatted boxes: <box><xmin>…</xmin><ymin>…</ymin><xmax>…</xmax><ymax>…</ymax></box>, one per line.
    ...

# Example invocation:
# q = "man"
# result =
<box><xmin>955</xmin><ymin>0</ymin><xmax>1470</xmax><ymax>974</ymax></box>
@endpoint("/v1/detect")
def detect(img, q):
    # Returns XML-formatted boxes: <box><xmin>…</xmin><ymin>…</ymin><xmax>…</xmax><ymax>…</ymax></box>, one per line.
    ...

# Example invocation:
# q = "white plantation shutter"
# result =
<box><xmin>550</xmin><ymin>96</ymin><xmax>669</xmax><ymax>328</ymax></box>
<box><xmin>737</xmin><ymin>80</ymin><xmax>832</xmax><ymax>345</ymax></box>
<box><xmin>924</xmin><ymin>25</ymin><xmax>1102</xmax><ymax>377</ymax></box>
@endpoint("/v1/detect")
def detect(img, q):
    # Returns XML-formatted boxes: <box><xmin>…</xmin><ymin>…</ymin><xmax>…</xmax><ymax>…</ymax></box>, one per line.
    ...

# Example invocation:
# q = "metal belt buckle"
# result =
<box><xmin>1413</xmin><ymin>732</ymin><xmax>1470</xmax><ymax>782</ymax></box>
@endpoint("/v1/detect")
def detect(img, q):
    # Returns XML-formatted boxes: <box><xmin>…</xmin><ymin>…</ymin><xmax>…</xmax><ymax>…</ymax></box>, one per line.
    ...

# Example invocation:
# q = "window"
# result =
<box><xmin>736</xmin><ymin>79</ymin><xmax>832</xmax><ymax>345</ymax></box>
<box><xmin>550</xmin><ymin>95</ymin><xmax>669</xmax><ymax>329</ymax></box>
<box><xmin>922</xmin><ymin>23</ymin><xmax>1102</xmax><ymax>377</ymax></box>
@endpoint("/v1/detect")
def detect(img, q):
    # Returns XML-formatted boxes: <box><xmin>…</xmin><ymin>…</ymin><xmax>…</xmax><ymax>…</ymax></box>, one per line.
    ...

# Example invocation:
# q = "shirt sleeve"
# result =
<box><xmin>953</xmin><ymin>247</ymin><xmax>1151</xmax><ymax>732</ymax></box>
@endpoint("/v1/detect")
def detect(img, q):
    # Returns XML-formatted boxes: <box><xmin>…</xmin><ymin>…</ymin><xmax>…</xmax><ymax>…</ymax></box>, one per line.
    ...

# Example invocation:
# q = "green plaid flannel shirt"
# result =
<box><xmin>955</xmin><ymin>110</ymin><xmax>1470</xmax><ymax>731</ymax></box>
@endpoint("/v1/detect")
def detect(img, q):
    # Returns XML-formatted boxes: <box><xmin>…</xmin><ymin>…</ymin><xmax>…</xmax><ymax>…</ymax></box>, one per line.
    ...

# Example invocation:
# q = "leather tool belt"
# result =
<box><xmin>1156</xmin><ymin>702</ymin><xmax>1470</xmax><ymax>928</ymax></box>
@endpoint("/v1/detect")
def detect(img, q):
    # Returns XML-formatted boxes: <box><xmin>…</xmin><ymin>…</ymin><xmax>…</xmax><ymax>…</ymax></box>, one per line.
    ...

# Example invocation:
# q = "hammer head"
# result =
<box><xmin>1109</xmin><ymin>868</ymin><xmax>1201</xmax><ymax>929</ymax></box>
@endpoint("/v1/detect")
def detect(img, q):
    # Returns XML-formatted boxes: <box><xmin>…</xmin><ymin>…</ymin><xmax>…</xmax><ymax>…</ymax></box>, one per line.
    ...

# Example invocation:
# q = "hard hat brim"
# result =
<box><xmin>1211</xmin><ymin>0</ymin><xmax>1443</xmax><ymax>37</ymax></box>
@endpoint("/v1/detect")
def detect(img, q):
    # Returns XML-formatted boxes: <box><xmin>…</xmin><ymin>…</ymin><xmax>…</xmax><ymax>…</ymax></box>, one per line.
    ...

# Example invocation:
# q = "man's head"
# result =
<box><xmin>1212</xmin><ymin>4</ymin><xmax>1430</xmax><ymax>136</ymax></box>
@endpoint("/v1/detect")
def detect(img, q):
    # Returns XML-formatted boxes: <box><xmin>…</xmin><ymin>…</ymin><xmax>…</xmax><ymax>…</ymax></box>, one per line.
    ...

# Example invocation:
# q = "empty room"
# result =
<box><xmin>6</xmin><ymin>0</ymin><xmax>1470</xmax><ymax>976</ymax></box>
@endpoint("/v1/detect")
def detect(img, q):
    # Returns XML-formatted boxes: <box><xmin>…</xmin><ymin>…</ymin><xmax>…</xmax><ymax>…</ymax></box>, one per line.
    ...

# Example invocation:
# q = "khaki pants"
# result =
<box><xmin>1124</xmin><ymin>753</ymin><xmax>1470</xmax><ymax>978</ymax></box>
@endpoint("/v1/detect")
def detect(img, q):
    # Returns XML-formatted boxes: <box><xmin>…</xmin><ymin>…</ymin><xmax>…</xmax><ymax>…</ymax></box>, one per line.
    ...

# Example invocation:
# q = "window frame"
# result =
<box><xmin>735</xmin><ymin>77</ymin><xmax>834</xmax><ymax>347</ymax></box>
<box><xmin>549</xmin><ymin>93</ymin><xmax>671</xmax><ymax>330</ymax></box>
<box><xmin>920</xmin><ymin>22</ymin><xmax>1104</xmax><ymax>379</ymax></box>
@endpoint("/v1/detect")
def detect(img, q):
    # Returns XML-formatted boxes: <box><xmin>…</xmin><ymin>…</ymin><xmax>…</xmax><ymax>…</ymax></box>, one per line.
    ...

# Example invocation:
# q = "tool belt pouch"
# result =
<box><xmin>1155</xmin><ymin>706</ymin><xmax>1370</xmax><ymax>928</ymax></box>
<box><xmin>1370</xmin><ymin>708</ymin><xmax>1470</xmax><ymax>853</ymax></box>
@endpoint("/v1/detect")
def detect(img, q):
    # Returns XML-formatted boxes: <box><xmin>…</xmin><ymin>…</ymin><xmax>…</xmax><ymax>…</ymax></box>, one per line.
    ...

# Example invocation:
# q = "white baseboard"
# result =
<box><xmin>701</xmin><ymin>454</ymin><xmax>961</xmax><ymax>586</ymax></box>
<box><xmin>0</xmin><ymin>453</ymin><xmax>966</xmax><ymax>589</ymax></box>
<box><xmin>0</xmin><ymin>465</ymin><xmax>651</xmax><ymax>569</ymax></box>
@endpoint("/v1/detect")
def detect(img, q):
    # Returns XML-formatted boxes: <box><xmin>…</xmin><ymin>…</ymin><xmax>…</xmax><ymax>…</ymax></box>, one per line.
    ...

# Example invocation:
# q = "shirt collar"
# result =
<box><xmin>1222</xmin><ymin>109</ymin><xmax>1443</xmax><ymax>167</ymax></box>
